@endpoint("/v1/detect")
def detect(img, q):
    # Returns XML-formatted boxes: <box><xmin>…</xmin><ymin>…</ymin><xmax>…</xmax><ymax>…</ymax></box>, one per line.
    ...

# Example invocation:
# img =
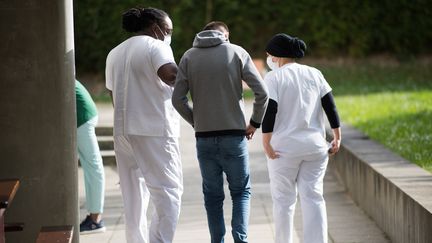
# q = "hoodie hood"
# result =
<box><xmin>193</xmin><ymin>30</ymin><xmax>228</xmax><ymax>48</ymax></box>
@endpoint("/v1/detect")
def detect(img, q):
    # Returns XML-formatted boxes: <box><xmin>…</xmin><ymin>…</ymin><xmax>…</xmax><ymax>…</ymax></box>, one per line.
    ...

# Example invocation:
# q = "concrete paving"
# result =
<box><xmin>78</xmin><ymin>103</ymin><xmax>389</xmax><ymax>243</ymax></box>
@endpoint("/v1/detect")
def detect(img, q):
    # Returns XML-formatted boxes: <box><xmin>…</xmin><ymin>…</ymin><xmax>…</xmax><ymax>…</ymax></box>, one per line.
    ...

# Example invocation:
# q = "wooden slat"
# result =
<box><xmin>36</xmin><ymin>226</ymin><xmax>73</xmax><ymax>243</ymax></box>
<box><xmin>4</xmin><ymin>222</ymin><xmax>24</xmax><ymax>232</ymax></box>
<box><xmin>0</xmin><ymin>179</ymin><xmax>20</xmax><ymax>209</ymax></box>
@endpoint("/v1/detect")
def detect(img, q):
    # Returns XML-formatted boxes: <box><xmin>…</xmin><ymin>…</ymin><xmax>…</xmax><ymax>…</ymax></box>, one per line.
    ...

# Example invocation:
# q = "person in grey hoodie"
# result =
<box><xmin>172</xmin><ymin>21</ymin><xmax>268</xmax><ymax>243</ymax></box>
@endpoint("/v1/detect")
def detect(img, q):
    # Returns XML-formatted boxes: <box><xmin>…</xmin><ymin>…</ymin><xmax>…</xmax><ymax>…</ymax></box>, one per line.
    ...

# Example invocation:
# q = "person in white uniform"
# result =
<box><xmin>261</xmin><ymin>33</ymin><xmax>342</xmax><ymax>243</ymax></box>
<box><xmin>105</xmin><ymin>7</ymin><xmax>182</xmax><ymax>243</ymax></box>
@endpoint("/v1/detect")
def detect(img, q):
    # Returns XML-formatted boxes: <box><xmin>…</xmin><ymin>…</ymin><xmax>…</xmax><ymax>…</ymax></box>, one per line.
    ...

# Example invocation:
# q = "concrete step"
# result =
<box><xmin>96</xmin><ymin>126</ymin><xmax>115</xmax><ymax>166</ymax></box>
<box><xmin>96</xmin><ymin>126</ymin><xmax>113</xmax><ymax>136</ymax></box>
<box><xmin>98</xmin><ymin>136</ymin><xmax>114</xmax><ymax>150</ymax></box>
<box><xmin>101</xmin><ymin>150</ymin><xmax>116</xmax><ymax>166</ymax></box>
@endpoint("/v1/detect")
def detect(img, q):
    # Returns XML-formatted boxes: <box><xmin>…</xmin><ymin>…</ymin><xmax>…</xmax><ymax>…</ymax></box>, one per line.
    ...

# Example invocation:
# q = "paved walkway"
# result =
<box><xmin>78</xmin><ymin>103</ymin><xmax>389</xmax><ymax>243</ymax></box>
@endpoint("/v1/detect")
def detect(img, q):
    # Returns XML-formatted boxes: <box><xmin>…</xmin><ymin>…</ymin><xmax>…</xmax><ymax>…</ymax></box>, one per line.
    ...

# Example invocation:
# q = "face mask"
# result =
<box><xmin>155</xmin><ymin>24</ymin><xmax>172</xmax><ymax>46</ymax></box>
<box><xmin>164</xmin><ymin>34</ymin><xmax>172</xmax><ymax>46</ymax></box>
<box><xmin>266</xmin><ymin>56</ymin><xmax>279</xmax><ymax>70</ymax></box>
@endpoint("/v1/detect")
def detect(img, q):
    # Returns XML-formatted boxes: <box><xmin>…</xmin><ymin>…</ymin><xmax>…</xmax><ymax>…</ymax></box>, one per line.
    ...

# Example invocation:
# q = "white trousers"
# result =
<box><xmin>114</xmin><ymin>135</ymin><xmax>183</xmax><ymax>243</ymax></box>
<box><xmin>267</xmin><ymin>152</ymin><xmax>328</xmax><ymax>243</ymax></box>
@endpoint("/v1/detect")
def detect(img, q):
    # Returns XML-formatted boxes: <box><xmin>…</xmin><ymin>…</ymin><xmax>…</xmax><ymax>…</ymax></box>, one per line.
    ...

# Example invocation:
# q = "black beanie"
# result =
<box><xmin>266</xmin><ymin>33</ymin><xmax>307</xmax><ymax>58</ymax></box>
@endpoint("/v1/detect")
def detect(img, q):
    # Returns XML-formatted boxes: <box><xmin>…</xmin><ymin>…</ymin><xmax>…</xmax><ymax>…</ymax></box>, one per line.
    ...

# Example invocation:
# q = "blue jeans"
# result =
<box><xmin>196</xmin><ymin>135</ymin><xmax>251</xmax><ymax>243</ymax></box>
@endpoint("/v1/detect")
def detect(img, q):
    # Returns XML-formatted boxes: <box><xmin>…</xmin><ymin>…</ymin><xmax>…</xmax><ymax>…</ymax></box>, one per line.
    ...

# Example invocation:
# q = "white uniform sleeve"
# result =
<box><xmin>105</xmin><ymin>52</ymin><xmax>113</xmax><ymax>91</ymax></box>
<box><xmin>150</xmin><ymin>41</ymin><xmax>176</xmax><ymax>73</ymax></box>
<box><xmin>317</xmin><ymin>70</ymin><xmax>332</xmax><ymax>97</ymax></box>
<box><xmin>264</xmin><ymin>72</ymin><xmax>279</xmax><ymax>102</ymax></box>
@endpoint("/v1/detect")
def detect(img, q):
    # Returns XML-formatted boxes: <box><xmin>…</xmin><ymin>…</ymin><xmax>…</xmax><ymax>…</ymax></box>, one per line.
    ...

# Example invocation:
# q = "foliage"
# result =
<box><xmin>74</xmin><ymin>0</ymin><xmax>432</xmax><ymax>74</ymax></box>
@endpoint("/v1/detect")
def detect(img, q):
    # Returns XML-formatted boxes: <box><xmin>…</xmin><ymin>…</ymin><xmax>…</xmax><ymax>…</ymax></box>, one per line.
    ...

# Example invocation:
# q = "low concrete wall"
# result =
<box><xmin>329</xmin><ymin>124</ymin><xmax>432</xmax><ymax>243</ymax></box>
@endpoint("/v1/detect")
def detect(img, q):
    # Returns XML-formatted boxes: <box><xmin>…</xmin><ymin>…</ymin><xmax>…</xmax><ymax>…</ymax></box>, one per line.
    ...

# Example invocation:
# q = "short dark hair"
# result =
<box><xmin>122</xmin><ymin>7</ymin><xmax>168</xmax><ymax>33</ymax></box>
<box><xmin>203</xmin><ymin>21</ymin><xmax>229</xmax><ymax>32</ymax></box>
<box><xmin>140</xmin><ymin>7</ymin><xmax>168</xmax><ymax>30</ymax></box>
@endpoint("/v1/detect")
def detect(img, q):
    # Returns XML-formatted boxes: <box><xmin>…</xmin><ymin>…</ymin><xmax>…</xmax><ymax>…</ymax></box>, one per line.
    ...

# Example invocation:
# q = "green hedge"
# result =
<box><xmin>74</xmin><ymin>0</ymin><xmax>432</xmax><ymax>74</ymax></box>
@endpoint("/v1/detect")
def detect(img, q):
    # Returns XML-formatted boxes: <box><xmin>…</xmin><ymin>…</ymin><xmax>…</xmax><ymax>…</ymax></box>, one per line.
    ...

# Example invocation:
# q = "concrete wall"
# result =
<box><xmin>0</xmin><ymin>1</ymin><xmax>78</xmax><ymax>242</ymax></box>
<box><xmin>329</xmin><ymin>124</ymin><xmax>432</xmax><ymax>243</ymax></box>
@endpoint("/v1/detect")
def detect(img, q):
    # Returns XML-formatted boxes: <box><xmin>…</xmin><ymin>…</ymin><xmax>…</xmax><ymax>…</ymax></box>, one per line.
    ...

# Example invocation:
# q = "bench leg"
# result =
<box><xmin>0</xmin><ymin>209</ymin><xmax>5</xmax><ymax>243</ymax></box>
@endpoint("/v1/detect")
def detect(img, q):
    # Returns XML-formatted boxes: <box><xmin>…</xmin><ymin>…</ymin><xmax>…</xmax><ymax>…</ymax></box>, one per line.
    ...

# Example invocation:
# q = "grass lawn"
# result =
<box><xmin>335</xmin><ymin>91</ymin><xmax>431</xmax><ymax>171</ymax></box>
<box><xmin>317</xmin><ymin>60</ymin><xmax>432</xmax><ymax>172</ymax></box>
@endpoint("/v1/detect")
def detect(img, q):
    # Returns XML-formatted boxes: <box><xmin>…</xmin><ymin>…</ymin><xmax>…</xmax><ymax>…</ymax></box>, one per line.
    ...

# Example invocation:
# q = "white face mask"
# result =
<box><xmin>155</xmin><ymin>24</ymin><xmax>172</xmax><ymax>46</ymax></box>
<box><xmin>164</xmin><ymin>35</ymin><xmax>172</xmax><ymax>46</ymax></box>
<box><xmin>266</xmin><ymin>56</ymin><xmax>279</xmax><ymax>70</ymax></box>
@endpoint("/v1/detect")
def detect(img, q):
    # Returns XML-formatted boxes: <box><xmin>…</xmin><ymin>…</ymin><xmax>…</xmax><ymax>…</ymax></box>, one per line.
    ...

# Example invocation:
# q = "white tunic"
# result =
<box><xmin>264</xmin><ymin>62</ymin><xmax>332</xmax><ymax>157</ymax></box>
<box><xmin>106</xmin><ymin>35</ymin><xmax>180</xmax><ymax>137</ymax></box>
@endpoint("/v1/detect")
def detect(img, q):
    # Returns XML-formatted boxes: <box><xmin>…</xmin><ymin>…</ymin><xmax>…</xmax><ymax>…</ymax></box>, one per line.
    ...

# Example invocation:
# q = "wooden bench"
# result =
<box><xmin>1</xmin><ymin>179</ymin><xmax>73</xmax><ymax>242</ymax></box>
<box><xmin>35</xmin><ymin>226</ymin><xmax>73</xmax><ymax>243</ymax></box>
<box><xmin>0</xmin><ymin>179</ymin><xmax>20</xmax><ymax>243</ymax></box>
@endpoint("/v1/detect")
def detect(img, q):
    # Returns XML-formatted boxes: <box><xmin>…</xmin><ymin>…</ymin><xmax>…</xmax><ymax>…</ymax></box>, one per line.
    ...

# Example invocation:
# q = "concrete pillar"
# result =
<box><xmin>0</xmin><ymin>1</ymin><xmax>78</xmax><ymax>242</ymax></box>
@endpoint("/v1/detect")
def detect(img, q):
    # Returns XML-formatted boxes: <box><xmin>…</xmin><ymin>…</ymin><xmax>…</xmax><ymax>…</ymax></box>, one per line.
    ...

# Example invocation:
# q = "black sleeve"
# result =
<box><xmin>249</xmin><ymin>119</ymin><xmax>261</xmax><ymax>129</ymax></box>
<box><xmin>321</xmin><ymin>92</ymin><xmax>340</xmax><ymax>128</ymax></box>
<box><xmin>262</xmin><ymin>99</ymin><xmax>278</xmax><ymax>133</ymax></box>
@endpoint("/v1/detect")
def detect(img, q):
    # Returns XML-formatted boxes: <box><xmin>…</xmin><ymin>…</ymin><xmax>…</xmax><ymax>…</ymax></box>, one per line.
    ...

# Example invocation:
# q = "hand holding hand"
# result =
<box><xmin>245</xmin><ymin>124</ymin><xmax>257</xmax><ymax>140</ymax></box>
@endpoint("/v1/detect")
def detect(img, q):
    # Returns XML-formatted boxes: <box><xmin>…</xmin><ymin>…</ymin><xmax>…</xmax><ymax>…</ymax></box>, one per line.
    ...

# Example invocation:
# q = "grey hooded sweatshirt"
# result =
<box><xmin>172</xmin><ymin>30</ymin><xmax>268</xmax><ymax>136</ymax></box>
